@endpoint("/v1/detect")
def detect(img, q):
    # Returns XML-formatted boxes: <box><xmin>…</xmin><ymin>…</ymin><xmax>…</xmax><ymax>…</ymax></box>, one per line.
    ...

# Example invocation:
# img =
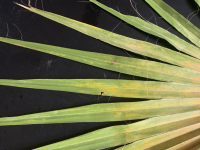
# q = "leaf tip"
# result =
<box><xmin>14</xmin><ymin>2</ymin><xmax>30</xmax><ymax>10</ymax></box>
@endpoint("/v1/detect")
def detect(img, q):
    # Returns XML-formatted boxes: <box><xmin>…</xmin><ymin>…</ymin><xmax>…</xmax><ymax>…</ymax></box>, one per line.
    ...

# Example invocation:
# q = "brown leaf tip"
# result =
<box><xmin>14</xmin><ymin>2</ymin><xmax>30</xmax><ymax>10</ymax></box>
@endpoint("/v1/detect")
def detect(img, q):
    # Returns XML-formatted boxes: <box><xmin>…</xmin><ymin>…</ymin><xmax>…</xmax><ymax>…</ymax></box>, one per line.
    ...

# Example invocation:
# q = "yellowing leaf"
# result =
<box><xmin>145</xmin><ymin>0</ymin><xmax>200</xmax><ymax>47</ymax></box>
<box><xmin>0</xmin><ymin>98</ymin><xmax>200</xmax><ymax>125</ymax></box>
<box><xmin>115</xmin><ymin>123</ymin><xmax>200</xmax><ymax>150</ymax></box>
<box><xmin>13</xmin><ymin>4</ymin><xmax>200</xmax><ymax>72</ymax></box>
<box><xmin>34</xmin><ymin>111</ymin><xmax>200</xmax><ymax>150</ymax></box>
<box><xmin>1</xmin><ymin>79</ymin><xmax>200</xmax><ymax>98</ymax></box>
<box><xmin>90</xmin><ymin>0</ymin><xmax>200</xmax><ymax>59</ymax></box>
<box><xmin>2</xmin><ymin>37</ymin><xmax>200</xmax><ymax>84</ymax></box>
<box><xmin>168</xmin><ymin>135</ymin><xmax>200</xmax><ymax>150</ymax></box>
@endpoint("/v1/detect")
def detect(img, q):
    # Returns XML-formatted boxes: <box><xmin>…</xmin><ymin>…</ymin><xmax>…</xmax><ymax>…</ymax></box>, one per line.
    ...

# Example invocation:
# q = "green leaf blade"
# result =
<box><xmin>2</xmin><ymin>37</ymin><xmax>200</xmax><ymax>85</ymax></box>
<box><xmin>145</xmin><ymin>0</ymin><xmax>200</xmax><ymax>47</ymax></box>
<box><xmin>0</xmin><ymin>98</ymin><xmax>200</xmax><ymax>125</ymax></box>
<box><xmin>1</xmin><ymin>79</ymin><xmax>200</xmax><ymax>98</ymax></box>
<box><xmin>195</xmin><ymin>0</ymin><xmax>200</xmax><ymax>6</ymax></box>
<box><xmin>13</xmin><ymin>4</ymin><xmax>200</xmax><ymax>73</ymax></box>
<box><xmin>90</xmin><ymin>0</ymin><xmax>200</xmax><ymax>60</ymax></box>
<box><xmin>115</xmin><ymin>123</ymin><xmax>200</xmax><ymax>150</ymax></box>
<box><xmin>33</xmin><ymin>111</ymin><xmax>200</xmax><ymax>150</ymax></box>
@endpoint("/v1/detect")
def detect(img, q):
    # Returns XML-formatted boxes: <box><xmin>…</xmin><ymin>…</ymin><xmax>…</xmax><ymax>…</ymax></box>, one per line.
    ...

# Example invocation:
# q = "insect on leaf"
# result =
<box><xmin>1</xmin><ymin>79</ymin><xmax>200</xmax><ymax>98</ymax></box>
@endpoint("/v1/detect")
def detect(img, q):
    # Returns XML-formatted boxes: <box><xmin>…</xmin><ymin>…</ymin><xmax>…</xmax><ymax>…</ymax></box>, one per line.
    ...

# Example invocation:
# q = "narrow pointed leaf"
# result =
<box><xmin>115</xmin><ymin>123</ymin><xmax>200</xmax><ymax>150</ymax></box>
<box><xmin>2</xmin><ymin>37</ymin><xmax>200</xmax><ymax>85</ymax></box>
<box><xmin>34</xmin><ymin>111</ymin><xmax>200</xmax><ymax>150</ymax></box>
<box><xmin>168</xmin><ymin>135</ymin><xmax>200</xmax><ymax>150</ymax></box>
<box><xmin>150</xmin><ymin>129</ymin><xmax>200</xmax><ymax>150</ymax></box>
<box><xmin>1</xmin><ymin>98</ymin><xmax>200</xmax><ymax>125</ymax></box>
<box><xmin>1</xmin><ymin>79</ymin><xmax>200</xmax><ymax>98</ymax></box>
<box><xmin>14</xmin><ymin>4</ymin><xmax>200</xmax><ymax>72</ymax></box>
<box><xmin>90</xmin><ymin>0</ymin><xmax>200</xmax><ymax>59</ymax></box>
<box><xmin>145</xmin><ymin>0</ymin><xmax>200</xmax><ymax>47</ymax></box>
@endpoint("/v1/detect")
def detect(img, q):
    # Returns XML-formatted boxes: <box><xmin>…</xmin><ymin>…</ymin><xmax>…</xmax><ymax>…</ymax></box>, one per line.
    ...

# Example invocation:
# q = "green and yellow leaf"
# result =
<box><xmin>2</xmin><ymin>79</ymin><xmax>200</xmax><ymax>98</ymax></box>
<box><xmin>13</xmin><ymin>4</ymin><xmax>200</xmax><ymax>73</ymax></box>
<box><xmin>1</xmin><ymin>1</ymin><xmax>200</xmax><ymax>149</ymax></box>
<box><xmin>168</xmin><ymin>135</ymin><xmax>200</xmax><ymax>150</ymax></box>
<box><xmin>145</xmin><ymin>0</ymin><xmax>200</xmax><ymax>47</ymax></box>
<box><xmin>0</xmin><ymin>98</ymin><xmax>200</xmax><ymax>125</ymax></box>
<box><xmin>34</xmin><ymin>111</ymin><xmax>200</xmax><ymax>150</ymax></box>
<box><xmin>115</xmin><ymin>123</ymin><xmax>200</xmax><ymax>150</ymax></box>
<box><xmin>2</xmin><ymin>37</ymin><xmax>200</xmax><ymax>84</ymax></box>
<box><xmin>90</xmin><ymin>0</ymin><xmax>200</xmax><ymax>59</ymax></box>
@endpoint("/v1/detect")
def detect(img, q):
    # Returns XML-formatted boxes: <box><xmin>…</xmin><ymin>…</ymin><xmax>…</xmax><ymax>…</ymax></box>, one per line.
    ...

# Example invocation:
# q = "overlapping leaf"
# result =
<box><xmin>33</xmin><ymin>111</ymin><xmax>200</xmax><ymax>150</ymax></box>
<box><xmin>168</xmin><ymin>135</ymin><xmax>200</xmax><ymax>150</ymax></box>
<box><xmin>115</xmin><ymin>123</ymin><xmax>200</xmax><ymax>150</ymax></box>
<box><xmin>0</xmin><ymin>98</ymin><xmax>200</xmax><ymax>125</ymax></box>
<box><xmin>2</xmin><ymin>37</ymin><xmax>200</xmax><ymax>84</ymax></box>
<box><xmin>145</xmin><ymin>0</ymin><xmax>200</xmax><ymax>47</ymax></box>
<box><xmin>189</xmin><ymin>143</ymin><xmax>200</xmax><ymax>150</ymax></box>
<box><xmin>13</xmin><ymin>4</ymin><xmax>200</xmax><ymax>73</ymax></box>
<box><xmin>1</xmin><ymin>1</ymin><xmax>200</xmax><ymax>150</ymax></box>
<box><xmin>90</xmin><ymin>0</ymin><xmax>200</xmax><ymax>59</ymax></box>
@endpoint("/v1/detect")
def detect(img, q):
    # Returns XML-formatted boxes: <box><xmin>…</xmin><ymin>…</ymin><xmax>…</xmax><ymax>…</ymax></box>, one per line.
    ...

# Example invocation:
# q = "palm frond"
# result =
<box><xmin>12</xmin><ymin>4</ymin><xmax>200</xmax><ymax>72</ymax></box>
<box><xmin>1</xmin><ymin>37</ymin><xmax>200</xmax><ymax>84</ymax></box>
<box><xmin>145</xmin><ymin>0</ymin><xmax>200</xmax><ymax>47</ymax></box>
<box><xmin>1</xmin><ymin>1</ymin><xmax>200</xmax><ymax>149</ymax></box>
<box><xmin>33</xmin><ymin>111</ymin><xmax>200</xmax><ymax>150</ymax></box>
<box><xmin>0</xmin><ymin>98</ymin><xmax>199</xmax><ymax>125</ymax></box>
<box><xmin>90</xmin><ymin>0</ymin><xmax>200</xmax><ymax>59</ymax></box>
